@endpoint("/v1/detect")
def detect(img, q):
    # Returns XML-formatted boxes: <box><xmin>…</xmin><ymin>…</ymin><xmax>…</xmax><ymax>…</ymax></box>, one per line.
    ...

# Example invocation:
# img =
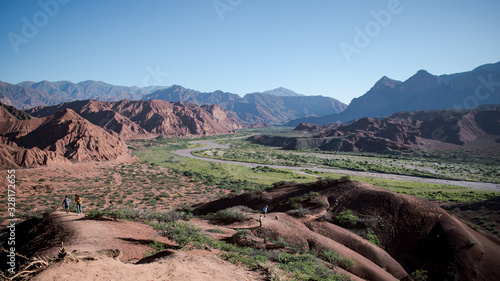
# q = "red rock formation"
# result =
<box><xmin>27</xmin><ymin>99</ymin><xmax>244</xmax><ymax>139</ymax></box>
<box><xmin>0</xmin><ymin>106</ymin><xmax>127</xmax><ymax>168</ymax></box>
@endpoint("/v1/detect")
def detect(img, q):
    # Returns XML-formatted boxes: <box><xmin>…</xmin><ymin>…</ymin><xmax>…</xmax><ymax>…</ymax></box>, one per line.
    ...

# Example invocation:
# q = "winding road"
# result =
<box><xmin>174</xmin><ymin>140</ymin><xmax>500</xmax><ymax>192</ymax></box>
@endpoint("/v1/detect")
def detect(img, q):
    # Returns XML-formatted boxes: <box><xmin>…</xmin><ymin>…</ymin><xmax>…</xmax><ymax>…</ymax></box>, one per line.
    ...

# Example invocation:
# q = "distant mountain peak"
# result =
<box><xmin>403</xmin><ymin>69</ymin><xmax>443</xmax><ymax>89</ymax></box>
<box><xmin>374</xmin><ymin>76</ymin><xmax>401</xmax><ymax>88</ymax></box>
<box><xmin>263</xmin><ymin>87</ymin><xmax>303</xmax><ymax>97</ymax></box>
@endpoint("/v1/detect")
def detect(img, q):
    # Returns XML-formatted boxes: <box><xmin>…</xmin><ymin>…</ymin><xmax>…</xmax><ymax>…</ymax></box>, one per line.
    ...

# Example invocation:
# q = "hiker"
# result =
<box><xmin>263</xmin><ymin>205</ymin><xmax>268</xmax><ymax>217</ymax></box>
<box><xmin>62</xmin><ymin>196</ymin><xmax>70</xmax><ymax>214</ymax></box>
<box><xmin>259</xmin><ymin>215</ymin><xmax>263</xmax><ymax>227</ymax></box>
<box><xmin>75</xmin><ymin>194</ymin><xmax>83</xmax><ymax>215</ymax></box>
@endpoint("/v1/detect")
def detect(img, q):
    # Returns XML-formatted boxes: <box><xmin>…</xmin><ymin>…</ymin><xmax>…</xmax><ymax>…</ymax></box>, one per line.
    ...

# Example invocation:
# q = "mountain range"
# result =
<box><xmin>1</xmin><ymin>61</ymin><xmax>499</xmax><ymax>128</ymax></box>
<box><xmin>253</xmin><ymin>105</ymin><xmax>500</xmax><ymax>153</ymax></box>
<box><xmin>143</xmin><ymin>86</ymin><xmax>347</xmax><ymax>125</ymax></box>
<box><xmin>0</xmin><ymin>81</ymin><xmax>347</xmax><ymax>125</ymax></box>
<box><xmin>286</xmin><ymin>61</ymin><xmax>500</xmax><ymax>126</ymax></box>
<box><xmin>0</xmin><ymin>98</ymin><xmax>243</xmax><ymax>167</ymax></box>
<box><xmin>26</xmin><ymin>99</ymin><xmax>243</xmax><ymax>140</ymax></box>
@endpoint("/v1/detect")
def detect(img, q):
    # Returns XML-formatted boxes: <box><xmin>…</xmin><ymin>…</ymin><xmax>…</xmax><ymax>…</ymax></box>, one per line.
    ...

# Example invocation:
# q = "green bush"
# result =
<box><xmin>288</xmin><ymin>208</ymin><xmax>312</xmax><ymax>218</ymax></box>
<box><xmin>366</xmin><ymin>229</ymin><xmax>380</xmax><ymax>246</ymax></box>
<box><xmin>320</xmin><ymin>249</ymin><xmax>355</xmax><ymax>270</ymax></box>
<box><xmin>334</xmin><ymin>210</ymin><xmax>359</xmax><ymax>226</ymax></box>
<box><xmin>85</xmin><ymin>209</ymin><xmax>106</xmax><ymax>219</ymax></box>
<box><xmin>208</xmin><ymin>206</ymin><xmax>252</xmax><ymax>224</ymax></box>
<box><xmin>144</xmin><ymin>239</ymin><xmax>166</xmax><ymax>257</ymax></box>
<box><xmin>156</xmin><ymin>221</ymin><xmax>210</xmax><ymax>249</ymax></box>
<box><xmin>410</xmin><ymin>269</ymin><xmax>428</xmax><ymax>281</ymax></box>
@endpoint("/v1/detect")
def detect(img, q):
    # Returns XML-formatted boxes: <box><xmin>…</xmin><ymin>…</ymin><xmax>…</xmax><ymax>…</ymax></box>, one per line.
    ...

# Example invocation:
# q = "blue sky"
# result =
<box><xmin>1</xmin><ymin>0</ymin><xmax>499</xmax><ymax>104</ymax></box>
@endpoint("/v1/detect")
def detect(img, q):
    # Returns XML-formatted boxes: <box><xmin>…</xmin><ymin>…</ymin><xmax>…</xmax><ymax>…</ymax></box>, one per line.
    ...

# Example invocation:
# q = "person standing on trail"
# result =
<box><xmin>63</xmin><ymin>196</ymin><xmax>70</xmax><ymax>214</ymax></box>
<box><xmin>75</xmin><ymin>194</ymin><xmax>83</xmax><ymax>215</ymax></box>
<box><xmin>259</xmin><ymin>215</ymin><xmax>263</xmax><ymax>227</ymax></box>
<box><xmin>263</xmin><ymin>206</ymin><xmax>268</xmax><ymax>217</ymax></box>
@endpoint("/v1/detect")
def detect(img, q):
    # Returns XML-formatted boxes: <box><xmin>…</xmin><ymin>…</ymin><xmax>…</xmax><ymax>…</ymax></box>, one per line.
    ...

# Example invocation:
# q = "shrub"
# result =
<box><xmin>288</xmin><ymin>208</ymin><xmax>312</xmax><ymax>218</ymax></box>
<box><xmin>334</xmin><ymin>210</ymin><xmax>359</xmax><ymax>226</ymax></box>
<box><xmin>85</xmin><ymin>209</ymin><xmax>106</xmax><ymax>219</ymax></box>
<box><xmin>229</xmin><ymin>229</ymin><xmax>256</xmax><ymax>247</ymax></box>
<box><xmin>209</xmin><ymin>206</ymin><xmax>252</xmax><ymax>224</ymax></box>
<box><xmin>320</xmin><ymin>249</ymin><xmax>355</xmax><ymax>270</ymax></box>
<box><xmin>156</xmin><ymin>221</ymin><xmax>210</xmax><ymax>249</ymax></box>
<box><xmin>271</xmin><ymin>237</ymin><xmax>290</xmax><ymax>249</ymax></box>
<box><xmin>410</xmin><ymin>269</ymin><xmax>428</xmax><ymax>281</ymax></box>
<box><xmin>366</xmin><ymin>229</ymin><xmax>380</xmax><ymax>246</ymax></box>
<box><xmin>144</xmin><ymin>239</ymin><xmax>166</xmax><ymax>257</ymax></box>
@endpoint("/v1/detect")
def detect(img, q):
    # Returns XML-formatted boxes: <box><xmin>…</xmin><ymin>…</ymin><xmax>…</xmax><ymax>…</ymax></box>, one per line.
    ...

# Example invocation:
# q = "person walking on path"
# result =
<box><xmin>263</xmin><ymin>206</ymin><xmax>268</xmax><ymax>217</ymax></box>
<box><xmin>259</xmin><ymin>215</ymin><xmax>263</xmax><ymax>227</ymax></box>
<box><xmin>62</xmin><ymin>196</ymin><xmax>70</xmax><ymax>214</ymax></box>
<box><xmin>75</xmin><ymin>194</ymin><xmax>83</xmax><ymax>215</ymax></box>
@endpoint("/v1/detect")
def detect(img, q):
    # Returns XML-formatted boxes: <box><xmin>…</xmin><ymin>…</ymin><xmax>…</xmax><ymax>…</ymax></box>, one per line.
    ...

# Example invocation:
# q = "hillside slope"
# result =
<box><xmin>257</xmin><ymin>106</ymin><xmax>500</xmax><ymax>153</ymax></box>
<box><xmin>194</xmin><ymin>178</ymin><xmax>500</xmax><ymax>281</ymax></box>
<box><xmin>0</xmin><ymin>106</ymin><xmax>127</xmax><ymax>168</ymax></box>
<box><xmin>26</xmin><ymin>99</ymin><xmax>243</xmax><ymax>139</ymax></box>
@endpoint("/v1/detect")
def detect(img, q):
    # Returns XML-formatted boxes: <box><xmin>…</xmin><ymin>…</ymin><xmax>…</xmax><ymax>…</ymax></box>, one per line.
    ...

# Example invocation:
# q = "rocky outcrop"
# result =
<box><xmin>253</xmin><ymin>106</ymin><xmax>500</xmax><ymax>153</ymax></box>
<box><xmin>0</xmin><ymin>106</ymin><xmax>127</xmax><ymax>168</ymax></box>
<box><xmin>26</xmin><ymin>99</ymin><xmax>244</xmax><ymax>139</ymax></box>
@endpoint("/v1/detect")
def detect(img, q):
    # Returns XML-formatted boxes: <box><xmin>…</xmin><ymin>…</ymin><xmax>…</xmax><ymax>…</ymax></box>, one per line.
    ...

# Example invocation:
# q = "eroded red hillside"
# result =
<box><xmin>0</xmin><ymin>106</ymin><xmax>127</xmax><ymax>168</ymax></box>
<box><xmin>27</xmin><ymin>99</ymin><xmax>244</xmax><ymax>139</ymax></box>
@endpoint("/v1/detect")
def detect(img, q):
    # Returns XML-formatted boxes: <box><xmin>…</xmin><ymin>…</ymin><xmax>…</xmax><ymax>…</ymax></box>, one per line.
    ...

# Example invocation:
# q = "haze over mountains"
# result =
<box><xmin>1</xmin><ymin>61</ymin><xmax>499</xmax><ymax>128</ymax></box>
<box><xmin>0</xmin><ymin>81</ymin><xmax>347</xmax><ymax>125</ymax></box>
<box><xmin>144</xmin><ymin>86</ymin><xmax>347</xmax><ymax>124</ymax></box>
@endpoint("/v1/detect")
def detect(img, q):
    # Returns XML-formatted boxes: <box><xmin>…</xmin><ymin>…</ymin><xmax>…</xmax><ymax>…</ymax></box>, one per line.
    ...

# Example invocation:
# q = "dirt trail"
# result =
<box><xmin>174</xmin><ymin>140</ymin><xmax>500</xmax><ymax>192</ymax></box>
<box><xmin>31</xmin><ymin>212</ymin><xmax>264</xmax><ymax>281</ymax></box>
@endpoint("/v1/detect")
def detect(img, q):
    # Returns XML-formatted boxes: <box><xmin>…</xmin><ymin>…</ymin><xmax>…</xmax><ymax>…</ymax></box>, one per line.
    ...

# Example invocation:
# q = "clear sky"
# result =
<box><xmin>1</xmin><ymin>0</ymin><xmax>499</xmax><ymax>104</ymax></box>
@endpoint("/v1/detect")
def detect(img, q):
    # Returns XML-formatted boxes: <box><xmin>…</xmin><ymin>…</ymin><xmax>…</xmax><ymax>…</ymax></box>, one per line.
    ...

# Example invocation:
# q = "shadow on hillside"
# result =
<box><xmin>135</xmin><ymin>249</ymin><xmax>175</xmax><ymax>264</ymax></box>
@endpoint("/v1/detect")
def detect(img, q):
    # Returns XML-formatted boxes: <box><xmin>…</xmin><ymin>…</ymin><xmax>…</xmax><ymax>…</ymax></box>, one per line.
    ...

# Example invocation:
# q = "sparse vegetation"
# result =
<box><xmin>334</xmin><ymin>210</ymin><xmax>359</xmax><ymax>227</ymax></box>
<box><xmin>6</xmin><ymin>129</ymin><xmax>499</xmax><ymax>280</ymax></box>
<box><xmin>365</xmin><ymin>229</ymin><xmax>380</xmax><ymax>246</ymax></box>
<box><xmin>144</xmin><ymin>239</ymin><xmax>167</xmax><ymax>257</ymax></box>
<box><xmin>410</xmin><ymin>269</ymin><xmax>428</xmax><ymax>281</ymax></box>
<box><xmin>207</xmin><ymin>206</ymin><xmax>252</xmax><ymax>224</ymax></box>
<box><xmin>288</xmin><ymin>208</ymin><xmax>312</xmax><ymax>218</ymax></box>
<box><xmin>150</xmin><ymin>218</ymin><xmax>351</xmax><ymax>280</ymax></box>
<box><xmin>320</xmin><ymin>249</ymin><xmax>355</xmax><ymax>269</ymax></box>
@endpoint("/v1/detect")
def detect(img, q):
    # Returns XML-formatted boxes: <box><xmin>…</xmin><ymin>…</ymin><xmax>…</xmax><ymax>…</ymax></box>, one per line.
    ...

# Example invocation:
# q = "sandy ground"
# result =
<box><xmin>174</xmin><ymin>140</ymin><xmax>500</xmax><ymax>191</ymax></box>
<box><xmin>32</xmin><ymin>212</ymin><xmax>264</xmax><ymax>281</ymax></box>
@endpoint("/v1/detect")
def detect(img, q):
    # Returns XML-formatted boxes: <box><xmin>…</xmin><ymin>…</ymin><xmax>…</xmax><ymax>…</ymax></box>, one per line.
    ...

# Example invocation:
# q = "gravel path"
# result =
<box><xmin>174</xmin><ymin>140</ymin><xmax>500</xmax><ymax>192</ymax></box>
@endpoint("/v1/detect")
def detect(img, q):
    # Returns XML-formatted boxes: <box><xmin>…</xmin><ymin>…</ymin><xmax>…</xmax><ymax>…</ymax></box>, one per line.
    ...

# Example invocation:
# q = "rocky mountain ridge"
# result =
<box><xmin>0</xmin><ymin>104</ymin><xmax>128</xmax><ymax>168</ymax></box>
<box><xmin>253</xmin><ymin>106</ymin><xmax>500</xmax><ymax>153</ymax></box>
<box><xmin>1</xmin><ymin>81</ymin><xmax>347</xmax><ymax>125</ymax></box>
<box><xmin>286</xmin><ymin>61</ymin><xmax>500</xmax><ymax>126</ymax></box>
<box><xmin>26</xmin><ymin>99</ymin><xmax>243</xmax><ymax>139</ymax></box>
